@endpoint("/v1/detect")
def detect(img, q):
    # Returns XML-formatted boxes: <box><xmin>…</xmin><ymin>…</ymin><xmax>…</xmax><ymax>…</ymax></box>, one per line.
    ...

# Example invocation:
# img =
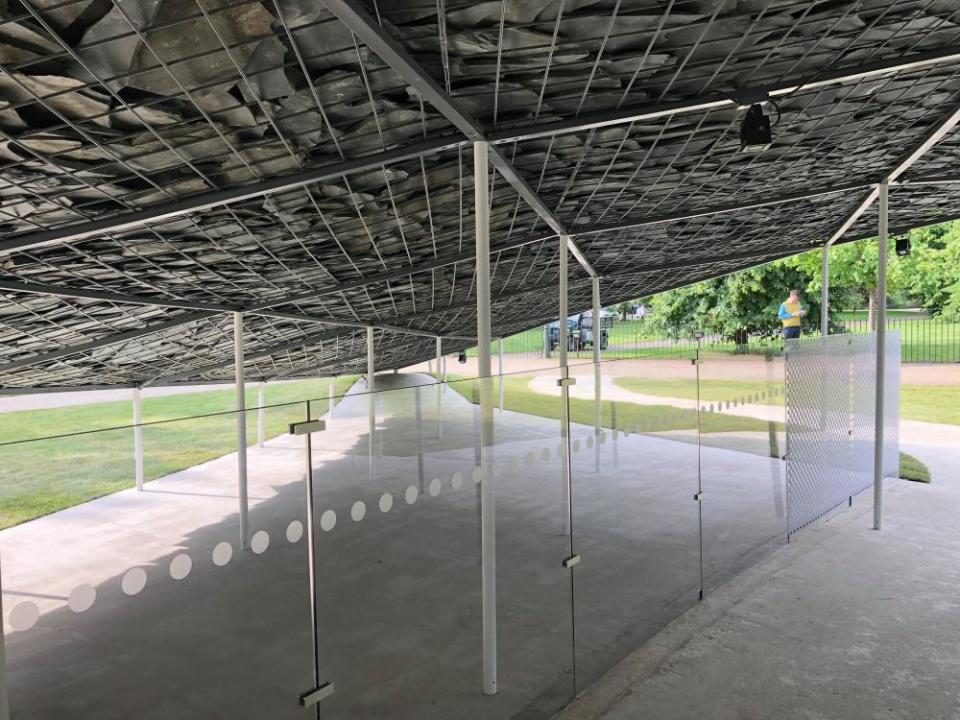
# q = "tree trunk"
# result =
<box><xmin>867</xmin><ymin>286</ymin><xmax>878</xmax><ymax>331</ymax></box>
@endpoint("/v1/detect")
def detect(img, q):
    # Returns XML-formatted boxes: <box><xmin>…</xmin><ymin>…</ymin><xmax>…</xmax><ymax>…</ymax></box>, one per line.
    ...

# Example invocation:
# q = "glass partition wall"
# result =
<box><xmin>1</xmin><ymin>356</ymin><xmax>796</xmax><ymax>719</ymax></box>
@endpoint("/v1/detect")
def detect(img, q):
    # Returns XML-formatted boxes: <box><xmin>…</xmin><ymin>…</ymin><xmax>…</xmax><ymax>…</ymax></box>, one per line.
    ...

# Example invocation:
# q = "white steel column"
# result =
<box><xmin>367</xmin><ymin>326</ymin><xmax>376</xmax><ymax>481</ymax></box>
<box><xmin>436</xmin><ymin>336</ymin><xmax>443</xmax><ymax>438</ymax></box>
<box><xmin>257</xmin><ymin>381</ymin><xmax>266</xmax><ymax>447</ymax></box>
<box><xmin>133</xmin><ymin>386</ymin><xmax>144</xmax><ymax>491</ymax></box>
<box><xmin>475</xmin><ymin>140</ymin><xmax>497</xmax><ymax>696</ymax></box>
<box><xmin>559</xmin><ymin>235</ymin><xmax>571</xmax><ymax>536</ymax></box>
<box><xmin>328</xmin><ymin>378</ymin><xmax>335</xmax><ymax>421</ymax></box>
<box><xmin>498</xmin><ymin>337</ymin><xmax>505</xmax><ymax>411</ymax></box>
<box><xmin>821</xmin><ymin>244</ymin><xmax>830</xmax><ymax>337</ymax></box>
<box><xmin>592</xmin><ymin>276</ymin><xmax>602</xmax><ymax>473</ymax></box>
<box><xmin>233</xmin><ymin>312</ymin><xmax>249</xmax><ymax>550</ymax></box>
<box><xmin>873</xmin><ymin>182</ymin><xmax>889</xmax><ymax>531</ymax></box>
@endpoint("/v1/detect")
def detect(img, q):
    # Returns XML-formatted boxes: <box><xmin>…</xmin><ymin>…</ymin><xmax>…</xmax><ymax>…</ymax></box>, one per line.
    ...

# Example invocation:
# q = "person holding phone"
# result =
<box><xmin>778</xmin><ymin>289</ymin><xmax>806</xmax><ymax>340</ymax></box>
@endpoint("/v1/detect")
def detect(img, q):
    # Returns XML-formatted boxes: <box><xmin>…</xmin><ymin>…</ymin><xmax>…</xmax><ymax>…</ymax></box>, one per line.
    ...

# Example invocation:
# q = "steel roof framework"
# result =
<box><xmin>2</xmin><ymin>1</ymin><xmax>960</xmax><ymax>389</ymax></box>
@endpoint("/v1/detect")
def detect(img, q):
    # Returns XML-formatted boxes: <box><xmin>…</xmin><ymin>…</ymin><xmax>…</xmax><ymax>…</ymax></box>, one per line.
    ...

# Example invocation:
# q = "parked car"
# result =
<box><xmin>548</xmin><ymin>313</ymin><xmax>611</xmax><ymax>351</ymax></box>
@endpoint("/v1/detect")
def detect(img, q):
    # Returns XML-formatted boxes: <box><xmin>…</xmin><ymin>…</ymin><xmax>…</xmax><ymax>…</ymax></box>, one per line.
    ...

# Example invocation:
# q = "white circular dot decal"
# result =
<box><xmin>509</xmin><ymin>455</ymin><xmax>519</xmax><ymax>470</ymax></box>
<box><xmin>451</xmin><ymin>471</ymin><xmax>463</xmax><ymax>490</ymax></box>
<box><xmin>170</xmin><ymin>554</ymin><xmax>193</xmax><ymax>580</ymax></box>
<box><xmin>405</xmin><ymin>485</ymin><xmax>419</xmax><ymax>504</ymax></box>
<box><xmin>573</xmin><ymin>439</ymin><xmax>581</xmax><ymax>453</ymax></box>
<box><xmin>541</xmin><ymin>447</ymin><xmax>550</xmax><ymax>461</ymax></box>
<box><xmin>320</xmin><ymin>510</ymin><xmax>337</xmax><ymax>531</ymax></box>
<box><xmin>286</xmin><ymin>520</ymin><xmax>304</xmax><ymax>543</ymax></box>
<box><xmin>68</xmin><ymin>584</ymin><xmax>96</xmax><ymax>613</ymax></box>
<box><xmin>525</xmin><ymin>450</ymin><xmax>535</xmax><ymax>465</ymax></box>
<box><xmin>600</xmin><ymin>431</ymin><xmax>607</xmax><ymax>445</ymax></box>
<box><xmin>121</xmin><ymin>568</ymin><xmax>147</xmax><ymax>596</ymax></box>
<box><xmin>351</xmin><ymin>501</ymin><xmax>367</xmax><ymax>522</ymax></box>
<box><xmin>472</xmin><ymin>467</ymin><xmax>482</xmax><ymax>484</ymax></box>
<box><xmin>212</xmin><ymin>541</ymin><xmax>233</xmax><ymax>567</ymax></box>
<box><xmin>379</xmin><ymin>493</ymin><xmax>394</xmax><ymax>513</ymax></box>
<box><xmin>429</xmin><ymin>478</ymin><xmax>441</xmax><ymax>497</ymax></box>
<box><xmin>9</xmin><ymin>601</ymin><xmax>39</xmax><ymax>631</ymax></box>
<box><xmin>251</xmin><ymin>530</ymin><xmax>270</xmax><ymax>554</ymax></box>
<box><xmin>586</xmin><ymin>435</ymin><xmax>594</xmax><ymax>449</ymax></box>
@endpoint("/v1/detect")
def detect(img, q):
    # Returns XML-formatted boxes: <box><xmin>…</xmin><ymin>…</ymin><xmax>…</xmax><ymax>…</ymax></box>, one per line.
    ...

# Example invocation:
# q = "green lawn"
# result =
<box><xmin>0</xmin><ymin>376</ymin><xmax>358</xmax><ymax>529</ymax></box>
<box><xmin>611</xmin><ymin>377</ymin><xmax>960</xmax><ymax>427</ymax></box>
<box><xmin>613</xmin><ymin>377</ymin><xmax>784</xmax><ymax>407</ymax></box>
<box><xmin>447</xmin><ymin>374</ymin><xmax>783</xmax><ymax>437</ymax></box>
<box><xmin>450</xmin><ymin>374</ymin><xmax>929</xmax><ymax>485</ymax></box>
<box><xmin>900</xmin><ymin>453</ymin><xmax>931</xmax><ymax>483</ymax></box>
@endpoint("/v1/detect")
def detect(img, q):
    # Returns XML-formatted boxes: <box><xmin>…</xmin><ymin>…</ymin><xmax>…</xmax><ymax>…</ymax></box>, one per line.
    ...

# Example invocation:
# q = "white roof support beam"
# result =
<box><xmin>321</xmin><ymin>0</ymin><xmax>598</xmax><ymax>278</ymax></box>
<box><xmin>824</xmin><ymin>101</ymin><xmax>960</xmax><ymax>247</ymax></box>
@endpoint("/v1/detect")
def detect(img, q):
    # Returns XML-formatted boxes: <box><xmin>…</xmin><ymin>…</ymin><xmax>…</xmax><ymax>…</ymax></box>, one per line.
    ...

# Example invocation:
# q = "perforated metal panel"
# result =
<box><xmin>786</xmin><ymin>331</ymin><xmax>901</xmax><ymax>535</ymax></box>
<box><xmin>883</xmin><ymin>331</ymin><xmax>901</xmax><ymax>480</ymax></box>
<box><xmin>785</xmin><ymin>334</ymin><xmax>855</xmax><ymax>535</ymax></box>
<box><xmin>848</xmin><ymin>334</ymin><xmax>877</xmax><ymax>498</ymax></box>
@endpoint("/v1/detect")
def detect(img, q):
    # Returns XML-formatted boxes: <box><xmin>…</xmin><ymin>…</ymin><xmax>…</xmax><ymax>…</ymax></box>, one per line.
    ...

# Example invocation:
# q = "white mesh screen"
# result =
<box><xmin>785</xmin><ymin>331</ymin><xmax>900</xmax><ymax>535</ymax></box>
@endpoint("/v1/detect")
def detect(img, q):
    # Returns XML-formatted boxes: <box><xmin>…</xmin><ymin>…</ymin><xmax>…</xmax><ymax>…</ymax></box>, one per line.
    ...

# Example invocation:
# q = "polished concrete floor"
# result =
<box><xmin>1</xmin><ymin>372</ymin><xmax>786</xmax><ymax>720</ymax></box>
<box><xmin>558</xmin><ymin>439</ymin><xmax>960</xmax><ymax>720</ymax></box>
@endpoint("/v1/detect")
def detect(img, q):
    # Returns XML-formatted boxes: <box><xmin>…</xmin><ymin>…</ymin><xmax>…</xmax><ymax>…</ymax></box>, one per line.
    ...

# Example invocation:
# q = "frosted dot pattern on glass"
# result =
<box><xmin>405</xmin><ymin>485</ymin><xmax>419</xmax><ymax>504</ymax></box>
<box><xmin>451</xmin><ymin>472</ymin><xmax>463</xmax><ymax>490</ymax></box>
<box><xmin>351</xmin><ymin>501</ymin><xmax>367</xmax><ymax>521</ymax></box>
<box><xmin>379</xmin><ymin>493</ymin><xmax>394</xmax><ymax>513</ymax></box>
<box><xmin>9</xmin><ymin>601</ymin><xmax>39</xmax><ymax>631</ymax></box>
<box><xmin>212</xmin><ymin>541</ymin><xmax>233</xmax><ymax>567</ymax></box>
<box><xmin>121</xmin><ymin>568</ymin><xmax>147</xmax><ymax>596</ymax></box>
<box><xmin>170</xmin><ymin>553</ymin><xmax>193</xmax><ymax>580</ymax></box>
<box><xmin>541</xmin><ymin>447</ymin><xmax>550</xmax><ymax>461</ymax></box>
<box><xmin>429</xmin><ymin>478</ymin><xmax>441</xmax><ymax>497</ymax></box>
<box><xmin>69</xmin><ymin>584</ymin><xmax>96</xmax><ymax>613</ymax></box>
<box><xmin>472</xmin><ymin>467</ymin><xmax>482</xmax><ymax>484</ymax></box>
<box><xmin>320</xmin><ymin>510</ymin><xmax>337</xmax><ymax>531</ymax></box>
<box><xmin>251</xmin><ymin>530</ymin><xmax>270</xmax><ymax>554</ymax></box>
<box><xmin>586</xmin><ymin>435</ymin><xmax>594</xmax><ymax>449</ymax></box>
<box><xmin>286</xmin><ymin>520</ymin><xmax>304</xmax><ymax>543</ymax></box>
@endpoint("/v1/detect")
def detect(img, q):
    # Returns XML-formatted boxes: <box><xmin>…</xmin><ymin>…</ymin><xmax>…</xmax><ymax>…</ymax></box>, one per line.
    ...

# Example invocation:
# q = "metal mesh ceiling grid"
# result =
<box><xmin>3</xmin><ymin>0</ymin><xmax>960</xmax><ymax>389</ymax></box>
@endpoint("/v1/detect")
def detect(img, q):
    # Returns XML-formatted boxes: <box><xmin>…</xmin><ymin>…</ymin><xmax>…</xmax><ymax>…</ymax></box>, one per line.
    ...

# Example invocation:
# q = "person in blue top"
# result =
<box><xmin>778</xmin><ymin>289</ymin><xmax>806</xmax><ymax>340</ymax></box>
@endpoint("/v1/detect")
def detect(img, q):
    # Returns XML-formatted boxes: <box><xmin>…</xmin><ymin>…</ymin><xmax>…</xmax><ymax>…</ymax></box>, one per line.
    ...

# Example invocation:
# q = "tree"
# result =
<box><xmin>646</xmin><ymin>261</ymin><xmax>823</xmax><ymax>343</ymax></box>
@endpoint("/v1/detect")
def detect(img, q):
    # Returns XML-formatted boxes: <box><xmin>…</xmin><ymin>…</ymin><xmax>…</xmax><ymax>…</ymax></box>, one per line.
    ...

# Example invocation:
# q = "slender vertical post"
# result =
<box><xmin>257</xmin><ymin>381</ymin><xmax>266</xmax><ymax>447</ymax></box>
<box><xmin>133</xmin><ymin>386</ymin><xmax>144</xmax><ymax>491</ymax></box>
<box><xmin>415</xmin><ymin>385</ymin><xmax>425</xmax><ymax>492</ymax></box>
<box><xmin>498</xmin><ymin>337</ymin><xmax>505</xmax><ymax>412</ymax></box>
<box><xmin>873</xmin><ymin>182</ymin><xmax>888</xmax><ymax>531</ymax></box>
<box><xmin>296</xmin><ymin>413</ymin><xmax>322</xmax><ymax>720</ymax></box>
<box><xmin>475</xmin><ymin>140</ymin><xmax>497</xmax><ymax>696</ymax></box>
<box><xmin>544</xmin><ymin>324</ymin><xmax>551</xmax><ymax>358</ymax></box>
<box><xmin>367</xmin><ymin>326</ymin><xmax>376</xmax><ymax>481</ymax></box>
<box><xmin>821</xmin><ymin>244</ymin><xmax>830</xmax><ymax>337</ymax></box>
<box><xmin>436</xmin><ymin>336</ymin><xmax>443</xmax><ymax>438</ymax></box>
<box><xmin>328</xmin><ymin>378</ymin><xmax>335</xmax><ymax>421</ymax></box>
<box><xmin>234</xmin><ymin>312</ymin><xmax>249</xmax><ymax>550</ymax></box>
<box><xmin>0</xmin><ymin>555</ymin><xmax>11</xmax><ymax>720</ymax></box>
<box><xmin>559</xmin><ymin>235</ymin><xmax>571</xmax><ymax>536</ymax></box>
<box><xmin>592</xmin><ymin>276</ymin><xmax>602</xmax><ymax>473</ymax></box>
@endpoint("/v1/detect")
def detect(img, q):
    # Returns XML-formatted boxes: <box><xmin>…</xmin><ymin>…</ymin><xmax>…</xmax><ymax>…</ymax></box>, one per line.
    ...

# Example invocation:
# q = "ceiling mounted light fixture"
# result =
<box><xmin>740</xmin><ymin>104</ymin><xmax>773</xmax><ymax>152</ymax></box>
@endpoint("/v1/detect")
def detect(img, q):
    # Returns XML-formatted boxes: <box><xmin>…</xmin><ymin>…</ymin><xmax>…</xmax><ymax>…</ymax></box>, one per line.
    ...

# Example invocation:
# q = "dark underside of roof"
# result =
<box><xmin>2</xmin><ymin>0</ymin><xmax>960</xmax><ymax>390</ymax></box>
